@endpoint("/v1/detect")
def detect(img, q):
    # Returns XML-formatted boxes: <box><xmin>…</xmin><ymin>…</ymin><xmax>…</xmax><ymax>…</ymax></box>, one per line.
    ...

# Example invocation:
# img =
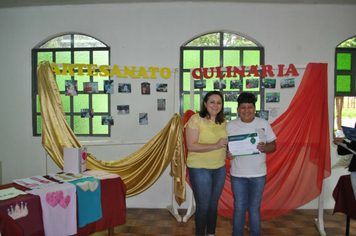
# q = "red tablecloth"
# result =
<box><xmin>333</xmin><ymin>174</ymin><xmax>356</xmax><ymax>220</ymax></box>
<box><xmin>0</xmin><ymin>183</ymin><xmax>44</xmax><ymax>236</ymax></box>
<box><xmin>0</xmin><ymin>175</ymin><xmax>126</xmax><ymax>236</ymax></box>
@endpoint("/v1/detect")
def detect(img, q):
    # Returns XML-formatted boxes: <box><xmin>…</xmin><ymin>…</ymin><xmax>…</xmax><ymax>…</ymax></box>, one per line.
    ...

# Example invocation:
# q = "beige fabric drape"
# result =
<box><xmin>37</xmin><ymin>61</ymin><xmax>186</xmax><ymax>205</ymax></box>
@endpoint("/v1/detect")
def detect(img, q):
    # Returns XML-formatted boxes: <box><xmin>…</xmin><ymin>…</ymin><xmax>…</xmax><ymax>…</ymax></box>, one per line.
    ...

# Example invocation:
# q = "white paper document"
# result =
<box><xmin>228</xmin><ymin>133</ymin><xmax>260</xmax><ymax>157</ymax></box>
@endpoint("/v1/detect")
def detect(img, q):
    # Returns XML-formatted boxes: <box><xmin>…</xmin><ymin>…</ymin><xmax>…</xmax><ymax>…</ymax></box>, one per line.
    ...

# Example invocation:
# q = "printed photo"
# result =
<box><xmin>104</xmin><ymin>80</ymin><xmax>114</xmax><ymax>94</ymax></box>
<box><xmin>230</xmin><ymin>80</ymin><xmax>242</xmax><ymax>89</ymax></box>
<box><xmin>83</xmin><ymin>82</ymin><xmax>99</xmax><ymax>93</ymax></box>
<box><xmin>81</xmin><ymin>109</ymin><xmax>94</xmax><ymax>118</ymax></box>
<box><xmin>266</xmin><ymin>92</ymin><xmax>280</xmax><ymax>103</ymax></box>
<box><xmin>225</xmin><ymin>92</ymin><xmax>238</xmax><ymax>102</ymax></box>
<box><xmin>157</xmin><ymin>98</ymin><xmax>166</xmax><ymax>111</ymax></box>
<box><xmin>65</xmin><ymin>80</ymin><xmax>78</xmax><ymax>96</ymax></box>
<box><xmin>255</xmin><ymin>110</ymin><xmax>269</xmax><ymax>120</ymax></box>
<box><xmin>262</xmin><ymin>78</ymin><xmax>276</xmax><ymax>88</ymax></box>
<box><xmin>141</xmin><ymin>82</ymin><xmax>151</xmax><ymax>95</ymax></box>
<box><xmin>280</xmin><ymin>78</ymin><xmax>295</xmax><ymax>88</ymax></box>
<box><xmin>139</xmin><ymin>113</ymin><xmax>148</xmax><ymax>125</ymax></box>
<box><xmin>246</xmin><ymin>79</ymin><xmax>259</xmax><ymax>89</ymax></box>
<box><xmin>194</xmin><ymin>80</ymin><xmax>206</xmax><ymax>89</ymax></box>
<box><xmin>224</xmin><ymin>108</ymin><xmax>232</xmax><ymax>121</ymax></box>
<box><xmin>213</xmin><ymin>80</ymin><xmax>226</xmax><ymax>89</ymax></box>
<box><xmin>117</xmin><ymin>105</ymin><xmax>130</xmax><ymax>114</ymax></box>
<box><xmin>102</xmin><ymin>116</ymin><xmax>114</xmax><ymax>125</ymax></box>
<box><xmin>156</xmin><ymin>83</ymin><xmax>168</xmax><ymax>92</ymax></box>
<box><xmin>118</xmin><ymin>83</ymin><xmax>131</xmax><ymax>93</ymax></box>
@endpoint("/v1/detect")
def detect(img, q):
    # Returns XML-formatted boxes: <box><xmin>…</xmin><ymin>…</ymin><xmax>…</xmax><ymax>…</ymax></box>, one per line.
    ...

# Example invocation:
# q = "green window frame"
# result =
<box><xmin>32</xmin><ymin>34</ymin><xmax>111</xmax><ymax>136</ymax></box>
<box><xmin>180</xmin><ymin>31</ymin><xmax>264</xmax><ymax>119</ymax></box>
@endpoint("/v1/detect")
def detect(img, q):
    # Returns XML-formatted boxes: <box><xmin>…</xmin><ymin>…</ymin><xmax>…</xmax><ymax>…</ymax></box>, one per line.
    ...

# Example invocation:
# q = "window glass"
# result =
<box><xmin>334</xmin><ymin>36</ymin><xmax>356</xmax><ymax>136</ymax></box>
<box><xmin>180</xmin><ymin>31</ymin><xmax>264</xmax><ymax>119</ymax></box>
<box><xmin>32</xmin><ymin>33</ymin><xmax>110</xmax><ymax>136</ymax></box>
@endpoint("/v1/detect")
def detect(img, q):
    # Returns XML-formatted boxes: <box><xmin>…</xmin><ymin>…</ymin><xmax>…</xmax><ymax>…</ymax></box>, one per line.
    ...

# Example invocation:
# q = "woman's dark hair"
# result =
<box><xmin>237</xmin><ymin>92</ymin><xmax>256</xmax><ymax>107</ymax></box>
<box><xmin>199</xmin><ymin>91</ymin><xmax>225</xmax><ymax>124</ymax></box>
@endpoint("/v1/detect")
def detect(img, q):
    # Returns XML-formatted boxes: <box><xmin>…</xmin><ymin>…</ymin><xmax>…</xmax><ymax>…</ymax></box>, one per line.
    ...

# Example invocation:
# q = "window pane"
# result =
<box><xmin>61</xmin><ymin>95</ymin><xmax>70</xmax><ymax>113</ymax></box>
<box><xmin>74</xmin><ymin>35</ymin><xmax>105</xmax><ymax>48</ymax></box>
<box><xmin>93</xmin><ymin>116</ymin><xmax>109</xmax><ymax>134</ymax></box>
<box><xmin>74</xmin><ymin>94</ymin><xmax>89</xmax><ymax>112</ymax></box>
<box><xmin>74</xmin><ymin>51</ymin><xmax>90</xmax><ymax>64</ymax></box>
<box><xmin>183</xmin><ymin>72</ymin><xmax>191</xmax><ymax>91</ymax></box>
<box><xmin>40</xmin><ymin>35</ymin><xmax>71</xmax><ymax>48</ymax></box>
<box><xmin>223</xmin><ymin>33</ymin><xmax>257</xmax><ymax>47</ymax></box>
<box><xmin>183</xmin><ymin>94</ymin><xmax>201</xmax><ymax>113</ymax></box>
<box><xmin>337</xmin><ymin>53</ymin><xmax>352</xmax><ymax>71</ymax></box>
<box><xmin>187</xmin><ymin>33</ymin><xmax>220</xmax><ymax>47</ymax></box>
<box><xmin>66</xmin><ymin>116</ymin><xmax>71</xmax><ymax>126</ymax></box>
<box><xmin>38</xmin><ymin>52</ymin><xmax>53</xmax><ymax>64</ymax></box>
<box><xmin>56</xmin><ymin>51</ymin><xmax>71</xmax><ymax>65</ymax></box>
<box><xmin>93</xmin><ymin>51</ymin><xmax>109</xmax><ymax>65</ymax></box>
<box><xmin>37</xmin><ymin>116</ymin><xmax>42</xmax><ymax>133</ymax></box>
<box><xmin>93</xmin><ymin>94</ymin><xmax>108</xmax><ymax>112</ymax></box>
<box><xmin>338</xmin><ymin>37</ymin><xmax>356</xmax><ymax>48</ymax></box>
<box><xmin>74</xmin><ymin>116</ymin><xmax>89</xmax><ymax>134</ymax></box>
<box><xmin>56</xmin><ymin>75</ymin><xmax>72</xmax><ymax>91</ymax></box>
<box><xmin>183</xmin><ymin>50</ymin><xmax>200</xmax><ymax>69</ymax></box>
<box><xmin>243</xmin><ymin>50</ymin><xmax>260</xmax><ymax>66</ymax></box>
<box><xmin>223</xmin><ymin>50</ymin><xmax>240</xmax><ymax>67</ymax></box>
<box><xmin>336</xmin><ymin>75</ymin><xmax>351</xmax><ymax>93</ymax></box>
<box><xmin>203</xmin><ymin>50</ymin><xmax>220</xmax><ymax>68</ymax></box>
<box><xmin>36</xmin><ymin>95</ymin><xmax>41</xmax><ymax>113</ymax></box>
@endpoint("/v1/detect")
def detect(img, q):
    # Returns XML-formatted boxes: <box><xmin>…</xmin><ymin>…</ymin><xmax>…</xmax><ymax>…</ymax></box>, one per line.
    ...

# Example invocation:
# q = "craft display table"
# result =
<box><xmin>0</xmin><ymin>173</ymin><xmax>126</xmax><ymax>236</ymax></box>
<box><xmin>333</xmin><ymin>174</ymin><xmax>356</xmax><ymax>236</ymax></box>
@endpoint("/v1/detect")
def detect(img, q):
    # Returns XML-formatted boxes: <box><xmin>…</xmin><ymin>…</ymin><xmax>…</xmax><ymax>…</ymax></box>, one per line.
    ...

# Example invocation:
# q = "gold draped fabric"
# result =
<box><xmin>37</xmin><ymin>61</ymin><xmax>186</xmax><ymax>205</ymax></box>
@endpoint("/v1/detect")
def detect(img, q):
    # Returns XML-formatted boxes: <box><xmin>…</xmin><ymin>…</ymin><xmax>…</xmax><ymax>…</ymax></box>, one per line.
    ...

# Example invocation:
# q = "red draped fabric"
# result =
<box><xmin>184</xmin><ymin>63</ymin><xmax>331</xmax><ymax>220</ymax></box>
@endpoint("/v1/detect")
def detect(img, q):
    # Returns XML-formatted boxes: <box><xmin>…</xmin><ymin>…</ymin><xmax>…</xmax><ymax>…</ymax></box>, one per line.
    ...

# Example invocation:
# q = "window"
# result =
<box><xmin>180</xmin><ymin>31</ymin><xmax>264</xmax><ymax>119</ymax></box>
<box><xmin>335</xmin><ymin>36</ymin><xmax>356</xmax><ymax>135</ymax></box>
<box><xmin>32</xmin><ymin>34</ymin><xmax>111</xmax><ymax>136</ymax></box>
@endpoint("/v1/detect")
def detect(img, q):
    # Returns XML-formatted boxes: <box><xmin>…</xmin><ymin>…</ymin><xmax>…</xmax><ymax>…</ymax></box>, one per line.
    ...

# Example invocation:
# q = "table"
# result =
<box><xmin>332</xmin><ymin>174</ymin><xmax>356</xmax><ymax>236</ymax></box>
<box><xmin>0</xmin><ymin>174</ymin><xmax>126</xmax><ymax>236</ymax></box>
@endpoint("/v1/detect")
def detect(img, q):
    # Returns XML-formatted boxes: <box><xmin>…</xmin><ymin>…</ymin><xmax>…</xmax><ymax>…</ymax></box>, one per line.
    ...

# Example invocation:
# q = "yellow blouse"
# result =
<box><xmin>185</xmin><ymin>113</ymin><xmax>227</xmax><ymax>169</ymax></box>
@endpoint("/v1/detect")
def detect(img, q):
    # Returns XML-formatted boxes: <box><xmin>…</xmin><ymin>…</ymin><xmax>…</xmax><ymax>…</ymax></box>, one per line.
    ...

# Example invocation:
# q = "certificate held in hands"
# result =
<box><xmin>228</xmin><ymin>133</ymin><xmax>261</xmax><ymax>157</ymax></box>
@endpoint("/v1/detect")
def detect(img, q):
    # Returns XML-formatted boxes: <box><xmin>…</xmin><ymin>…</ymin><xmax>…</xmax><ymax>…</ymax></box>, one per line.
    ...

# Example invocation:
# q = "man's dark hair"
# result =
<box><xmin>237</xmin><ymin>92</ymin><xmax>256</xmax><ymax>107</ymax></box>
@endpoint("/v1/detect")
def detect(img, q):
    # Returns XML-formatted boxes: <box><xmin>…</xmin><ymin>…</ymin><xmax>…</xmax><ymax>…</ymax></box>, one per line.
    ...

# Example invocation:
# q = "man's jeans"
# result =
<box><xmin>231</xmin><ymin>175</ymin><xmax>266</xmax><ymax>236</ymax></box>
<box><xmin>188</xmin><ymin>166</ymin><xmax>226</xmax><ymax>236</ymax></box>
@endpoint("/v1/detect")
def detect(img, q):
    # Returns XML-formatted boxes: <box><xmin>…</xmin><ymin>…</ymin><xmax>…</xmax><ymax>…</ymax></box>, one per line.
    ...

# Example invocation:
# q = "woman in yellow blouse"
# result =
<box><xmin>185</xmin><ymin>91</ymin><xmax>228</xmax><ymax>236</ymax></box>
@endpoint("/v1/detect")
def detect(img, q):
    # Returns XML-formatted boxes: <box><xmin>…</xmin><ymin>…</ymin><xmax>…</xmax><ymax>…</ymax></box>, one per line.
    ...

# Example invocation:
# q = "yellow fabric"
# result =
<box><xmin>185</xmin><ymin>113</ymin><xmax>227</xmax><ymax>169</ymax></box>
<box><xmin>37</xmin><ymin>61</ymin><xmax>186</xmax><ymax>205</ymax></box>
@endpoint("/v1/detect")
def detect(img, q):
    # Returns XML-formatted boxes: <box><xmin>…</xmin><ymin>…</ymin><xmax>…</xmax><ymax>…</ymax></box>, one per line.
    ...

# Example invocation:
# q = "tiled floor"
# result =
<box><xmin>91</xmin><ymin>208</ymin><xmax>356</xmax><ymax>236</ymax></box>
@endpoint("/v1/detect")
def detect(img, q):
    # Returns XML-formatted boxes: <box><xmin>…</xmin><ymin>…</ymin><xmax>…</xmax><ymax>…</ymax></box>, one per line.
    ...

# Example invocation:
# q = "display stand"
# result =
<box><xmin>167</xmin><ymin>178</ymin><xmax>182</xmax><ymax>222</ymax></box>
<box><xmin>182</xmin><ymin>183</ymin><xmax>195</xmax><ymax>222</ymax></box>
<box><xmin>315</xmin><ymin>180</ymin><xmax>326</xmax><ymax>236</ymax></box>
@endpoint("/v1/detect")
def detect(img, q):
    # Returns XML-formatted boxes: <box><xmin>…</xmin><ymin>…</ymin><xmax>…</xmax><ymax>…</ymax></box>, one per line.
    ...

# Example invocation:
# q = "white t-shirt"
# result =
<box><xmin>226</xmin><ymin>117</ymin><xmax>276</xmax><ymax>178</ymax></box>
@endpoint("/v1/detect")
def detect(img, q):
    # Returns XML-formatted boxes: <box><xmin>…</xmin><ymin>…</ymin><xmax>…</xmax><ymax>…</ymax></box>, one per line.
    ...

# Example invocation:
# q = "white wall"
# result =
<box><xmin>0</xmin><ymin>2</ymin><xmax>355</xmax><ymax>210</ymax></box>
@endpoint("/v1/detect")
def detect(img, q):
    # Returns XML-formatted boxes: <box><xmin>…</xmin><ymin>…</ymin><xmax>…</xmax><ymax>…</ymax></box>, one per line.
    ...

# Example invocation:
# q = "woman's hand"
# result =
<box><xmin>216</xmin><ymin>138</ymin><xmax>228</xmax><ymax>149</ymax></box>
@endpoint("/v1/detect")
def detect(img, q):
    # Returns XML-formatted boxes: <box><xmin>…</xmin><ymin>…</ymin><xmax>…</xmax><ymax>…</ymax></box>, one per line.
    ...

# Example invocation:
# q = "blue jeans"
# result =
<box><xmin>231</xmin><ymin>175</ymin><xmax>266</xmax><ymax>236</ymax></box>
<box><xmin>188</xmin><ymin>166</ymin><xmax>226</xmax><ymax>236</ymax></box>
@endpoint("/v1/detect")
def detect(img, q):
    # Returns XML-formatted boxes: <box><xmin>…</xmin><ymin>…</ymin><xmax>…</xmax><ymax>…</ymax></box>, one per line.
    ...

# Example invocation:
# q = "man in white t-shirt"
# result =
<box><xmin>226</xmin><ymin>92</ymin><xmax>276</xmax><ymax>236</ymax></box>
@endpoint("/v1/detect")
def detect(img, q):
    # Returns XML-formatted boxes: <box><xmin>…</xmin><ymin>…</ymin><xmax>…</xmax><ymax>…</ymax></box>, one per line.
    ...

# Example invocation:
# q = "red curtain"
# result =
<box><xmin>184</xmin><ymin>63</ymin><xmax>331</xmax><ymax>220</ymax></box>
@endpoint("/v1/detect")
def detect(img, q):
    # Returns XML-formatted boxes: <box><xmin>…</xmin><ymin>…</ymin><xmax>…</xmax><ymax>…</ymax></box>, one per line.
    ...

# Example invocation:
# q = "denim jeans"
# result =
<box><xmin>231</xmin><ymin>175</ymin><xmax>266</xmax><ymax>236</ymax></box>
<box><xmin>188</xmin><ymin>166</ymin><xmax>226</xmax><ymax>236</ymax></box>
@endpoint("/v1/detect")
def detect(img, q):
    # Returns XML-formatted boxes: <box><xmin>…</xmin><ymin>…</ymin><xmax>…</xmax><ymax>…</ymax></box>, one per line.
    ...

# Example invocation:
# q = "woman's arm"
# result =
<box><xmin>185</xmin><ymin>126</ymin><xmax>228</xmax><ymax>153</ymax></box>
